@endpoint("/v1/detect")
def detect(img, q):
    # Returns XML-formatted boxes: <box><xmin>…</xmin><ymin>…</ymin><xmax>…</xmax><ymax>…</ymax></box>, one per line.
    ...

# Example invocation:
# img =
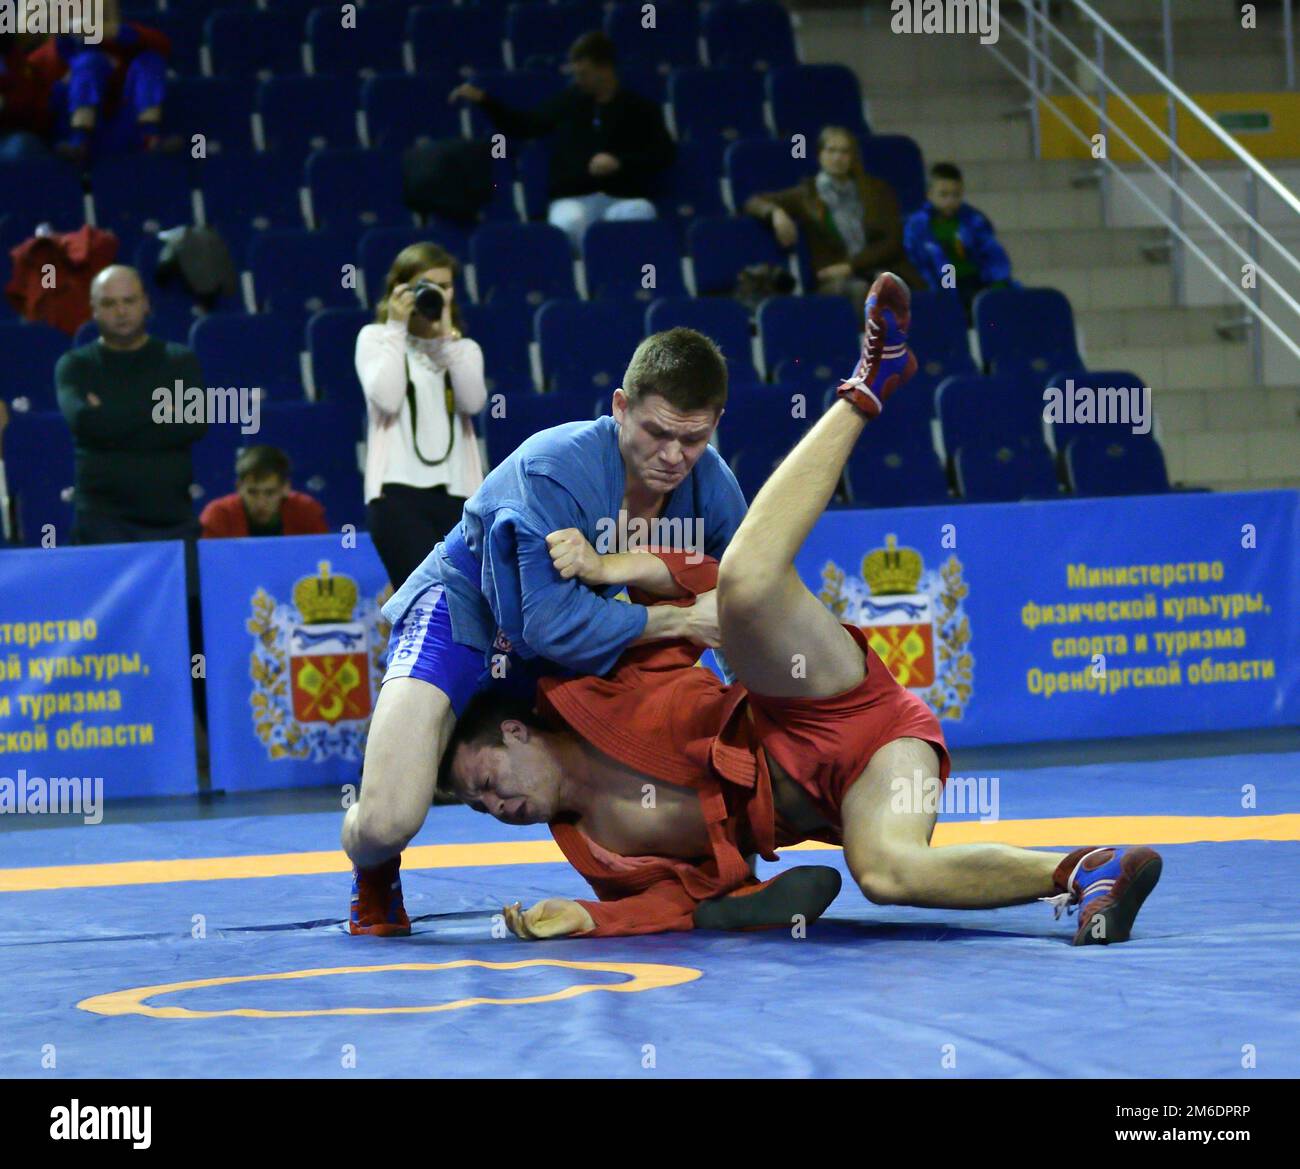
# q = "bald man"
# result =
<box><xmin>55</xmin><ymin>265</ymin><xmax>207</xmax><ymax>545</ymax></box>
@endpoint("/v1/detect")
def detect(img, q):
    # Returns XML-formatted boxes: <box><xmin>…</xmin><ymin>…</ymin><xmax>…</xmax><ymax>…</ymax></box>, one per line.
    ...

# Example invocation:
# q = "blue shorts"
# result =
<box><xmin>382</xmin><ymin>584</ymin><xmax>568</xmax><ymax>717</ymax></box>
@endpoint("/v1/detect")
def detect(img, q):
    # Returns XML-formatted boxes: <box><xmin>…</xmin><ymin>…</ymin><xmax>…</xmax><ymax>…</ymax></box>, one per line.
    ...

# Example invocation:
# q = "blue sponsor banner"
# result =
<box><xmin>795</xmin><ymin>490</ymin><xmax>1300</xmax><ymax>748</ymax></box>
<box><xmin>199</xmin><ymin>534</ymin><xmax>390</xmax><ymax>792</ymax></box>
<box><xmin>0</xmin><ymin>542</ymin><xmax>197</xmax><ymax>799</ymax></box>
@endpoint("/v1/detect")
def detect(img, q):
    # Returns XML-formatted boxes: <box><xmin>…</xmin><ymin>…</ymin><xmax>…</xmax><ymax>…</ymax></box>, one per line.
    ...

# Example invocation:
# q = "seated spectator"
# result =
<box><xmin>450</xmin><ymin>31</ymin><xmax>674</xmax><ymax>254</ymax></box>
<box><xmin>0</xmin><ymin>31</ymin><xmax>52</xmax><ymax>160</ymax></box>
<box><xmin>27</xmin><ymin>0</ymin><xmax>173</xmax><ymax>162</ymax></box>
<box><xmin>744</xmin><ymin>125</ymin><xmax>922</xmax><ymax>304</ymax></box>
<box><xmin>55</xmin><ymin>265</ymin><xmax>206</xmax><ymax>545</ymax></box>
<box><xmin>200</xmin><ymin>445</ymin><xmax>329</xmax><ymax>539</ymax></box>
<box><xmin>904</xmin><ymin>162</ymin><xmax>1013</xmax><ymax>322</ymax></box>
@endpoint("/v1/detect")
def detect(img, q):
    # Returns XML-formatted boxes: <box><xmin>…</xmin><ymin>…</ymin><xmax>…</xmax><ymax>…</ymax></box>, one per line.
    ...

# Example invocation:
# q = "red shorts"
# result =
<box><xmin>746</xmin><ymin>625</ymin><xmax>951</xmax><ymax>842</ymax></box>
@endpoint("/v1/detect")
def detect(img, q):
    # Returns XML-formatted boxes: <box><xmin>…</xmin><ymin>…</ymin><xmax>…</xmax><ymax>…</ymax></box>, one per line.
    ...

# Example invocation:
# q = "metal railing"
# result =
<box><xmin>985</xmin><ymin>0</ymin><xmax>1300</xmax><ymax>383</ymax></box>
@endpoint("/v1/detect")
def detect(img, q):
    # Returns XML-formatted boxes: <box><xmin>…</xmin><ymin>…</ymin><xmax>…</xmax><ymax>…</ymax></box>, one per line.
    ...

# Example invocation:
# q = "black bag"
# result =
<box><xmin>732</xmin><ymin>262</ymin><xmax>796</xmax><ymax>313</ymax></box>
<box><xmin>154</xmin><ymin>225</ymin><xmax>238</xmax><ymax>309</ymax></box>
<box><xmin>402</xmin><ymin>138</ymin><xmax>494</xmax><ymax>222</ymax></box>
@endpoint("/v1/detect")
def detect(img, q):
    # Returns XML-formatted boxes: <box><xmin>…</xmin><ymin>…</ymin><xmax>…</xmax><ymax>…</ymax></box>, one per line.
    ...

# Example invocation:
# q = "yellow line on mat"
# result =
<box><xmin>1</xmin><ymin>815</ymin><xmax>1297</xmax><ymax>893</ymax></box>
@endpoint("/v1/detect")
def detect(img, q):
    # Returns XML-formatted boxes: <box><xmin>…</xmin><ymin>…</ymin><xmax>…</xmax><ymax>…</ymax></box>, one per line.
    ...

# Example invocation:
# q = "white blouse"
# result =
<box><xmin>355</xmin><ymin>319</ymin><xmax>488</xmax><ymax>504</ymax></box>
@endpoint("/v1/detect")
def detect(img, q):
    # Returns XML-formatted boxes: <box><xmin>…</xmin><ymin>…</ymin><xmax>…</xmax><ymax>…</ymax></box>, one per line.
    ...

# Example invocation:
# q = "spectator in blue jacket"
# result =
<box><xmin>904</xmin><ymin>162</ymin><xmax>1013</xmax><ymax>322</ymax></box>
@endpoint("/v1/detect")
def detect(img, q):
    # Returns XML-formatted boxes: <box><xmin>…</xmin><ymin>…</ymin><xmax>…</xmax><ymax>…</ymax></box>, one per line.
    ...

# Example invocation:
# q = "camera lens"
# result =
<box><xmin>412</xmin><ymin>280</ymin><xmax>445</xmax><ymax>320</ymax></box>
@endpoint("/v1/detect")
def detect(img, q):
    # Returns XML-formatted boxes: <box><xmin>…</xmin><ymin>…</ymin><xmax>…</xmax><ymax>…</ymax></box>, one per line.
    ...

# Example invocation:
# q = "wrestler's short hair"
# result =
<box><xmin>622</xmin><ymin>327</ymin><xmax>728</xmax><ymax>415</ymax></box>
<box><xmin>434</xmin><ymin>689</ymin><xmax>546</xmax><ymax>803</ymax></box>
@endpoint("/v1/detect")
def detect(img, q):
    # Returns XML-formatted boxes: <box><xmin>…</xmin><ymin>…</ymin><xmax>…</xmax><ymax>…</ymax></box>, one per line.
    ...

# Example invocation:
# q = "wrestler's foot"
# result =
<box><xmin>836</xmin><ymin>271</ymin><xmax>918</xmax><ymax>420</ymax></box>
<box><xmin>1041</xmin><ymin>845</ymin><xmax>1162</xmax><ymax>946</ymax></box>
<box><xmin>349</xmin><ymin>856</ymin><xmax>411</xmax><ymax>937</ymax></box>
<box><xmin>693</xmin><ymin>865</ymin><xmax>842</xmax><ymax>932</ymax></box>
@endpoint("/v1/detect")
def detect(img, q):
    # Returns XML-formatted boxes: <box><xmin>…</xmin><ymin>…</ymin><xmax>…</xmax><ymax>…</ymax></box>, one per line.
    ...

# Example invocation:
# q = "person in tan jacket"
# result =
<box><xmin>743</xmin><ymin>125</ymin><xmax>922</xmax><ymax>304</ymax></box>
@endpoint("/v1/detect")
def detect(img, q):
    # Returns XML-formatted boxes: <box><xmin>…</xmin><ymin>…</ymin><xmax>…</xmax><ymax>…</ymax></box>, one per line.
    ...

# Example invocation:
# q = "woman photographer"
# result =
<box><xmin>356</xmin><ymin>242</ymin><xmax>487</xmax><ymax>590</ymax></box>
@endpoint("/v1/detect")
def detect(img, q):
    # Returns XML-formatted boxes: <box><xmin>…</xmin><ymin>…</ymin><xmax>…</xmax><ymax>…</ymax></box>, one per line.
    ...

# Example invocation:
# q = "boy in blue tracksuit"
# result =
<box><xmin>904</xmin><ymin>162</ymin><xmax>1014</xmax><ymax>323</ymax></box>
<box><xmin>343</xmin><ymin>327</ymin><xmax>748</xmax><ymax>933</ymax></box>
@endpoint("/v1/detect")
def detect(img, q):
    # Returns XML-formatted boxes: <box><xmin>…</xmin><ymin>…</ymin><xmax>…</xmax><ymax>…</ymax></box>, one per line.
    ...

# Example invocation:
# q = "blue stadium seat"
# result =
<box><xmin>247</xmin><ymin>229</ymin><xmax>363</xmax><ymax>316</ymax></box>
<box><xmin>645</xmin><ymin>296</ymin><xmax>759</xmax><ymax>387</ymax></box>
<box><xmin>858</xmin><ymin>133</ymin><xmax>926</xmax><ymax>215</ymax></box>
<box><xmin>517</xmin><ymin>139</ymin><xmax>551</xmax><ymax>221</ymax></box>
<box><xmin>466</xmin><ymin>70</ymin><xmax>567</xmax><ymax>138</ymax></box>
<box><xmin>162</xmin><ymin>78</ymin><xmax>254</xmax><ymax>154</ymax></box>
<box><xmin>725</xmin><ymin>414</ymin><xmax>810</xmax><ymax>502</ymax></box>
<box><xmin>408</xmin><ymin>5</ymin><xmax>506</xmax><ymax>77</ymax></box>
<box><xmin>909</xmin><ymin>289</ymin><xmax>978</xmax><ymax>382</ymax></box>
<box><xmin>821</xmin><ymin>371</ymin><xmax>941</xmax><ymax>455</ymax></box>
<box><xmin>189</xmin><ymin>424</ymin><xmax>244</xmax><ymax>509</ymax></box>
<box><xmin>688</xmin><ymin>215</ymin><xmax>788</xmax><ymax>296</ymax></box>
<box><xmin>935</xmin><ymin>373</ymin><xmax>1045</xmax><ymax>461</ymax></box>
<box><xmin>647</xmin><ymin>139</ymin><xmax>726</xmax><ymax>240</ymax></box>
<box><xmin>131</xmin><ymin>7</ymin><xmax>204</xmax><ymax>78</ymax></box>
<box><xmin>0</xmin><ymin>411</ymin><xmax>75</xmax><ymax>544</ymax></box>
<box><xmin>0</xmin><ymin>323</ymin><xmax>70</xmax><ymax>412</ymax></box>
<box><xmin>582</xmin><ymin>219</ymin><xmax>685</xmax><ymax>304</ymax></box>
<box><xmin>256</xmin><ymin>398</ymin><xmax>366</xmax><ymax>529</ymax></box>
<box><xmin>975</xmin><ymin>286</ymin><xmax>1082</xmax><ymax>377</ymax></box>
<box><xmin>361</xmin><ymin>73</ymin><xmax>464</xmax><ymax>150</ymax></box>
<box><xmin>199</xmin><ymin>150</ymin><xmax>305</xmax><ymax>266</ymax></box>
<box><xmin>535</xmin><ymin>300</ymin><xmax>643</xmax><ymax>395</ymax></box>
<box><xmin>724</xmin><ymin>138</ymin><xmax>816</xmax><ymax>212</ymax></box>
<box><xmin>843</xmin><ymin>438</ymin><xmax>951</xmax><ymax>507</ymax></box>
<box><xmin>766</xmin><ymin>64</ymin><xmax>867</xmax><ymax>138</ymax></box>
<box><xmin>460</xmin><ymin>301</ymin><xmax>537</xmax><ymax>394</ymax></box>
<box><xmin>1065</xmin><ymin>434</ymin><xmax>1171</xmax><ymax>497</ymax></box>
<box><xmin>205</xmin><ymin>10</ymin><xmax>302</xmax><ymax>79</ymax></box>
<box><xmin>306</xmin><ymin>148</ymin><xmax>412</xmax><ymax>231</ymax></box>
<box><xmin>470</xmin><ymin>223</ymin><xmax>575</xmax><ymax>308</ymax></box>
<box><xmin>669</xmin><ymin>67</ymin><xmax>767</xmax><ymax>145</ymax></box>
<box><xmin>0</xmin><ymin>158</ymin><xmax>84</xmax><ymax>241</ymax></box>
<box><xmin>1044</xmin><ymin>368</ymin><xmax>1150</xmax><ymax>452</ymax></box>
<box><xmin>954</xmin><ymin>437</ymin><xmax>1061</xmax><ymax>502</ymax></box>
<box><xmin>605</xmin><ymin>1</ymin><xmax>701</xmax><ymax>68</ymax></box>
<box><xmin>713</xmin><ymin>384</ymin><xmax>804</xmax><ymax>461</ymax></box>
<box><xmin>702</xmin><ymin>0</ymin><xmax>797</xmax><ymax>70</ymax></box>
<box><xmin>90</xmin><ymin>154</ymin><xmax>196</xmax><ymax>259</ymax></box>
<box><xmin>482</xmin><ymin>392</ymin><xmax>593</xmax><ymax>468</ymax></box>
<box><xmin>306</xmin><ymin>307</ymin><xmax>371</xmax><ymax>401</ymax></box>
<box><xmin>257</xmin><ymin>75</ymin><xmax>360</xmax><ymax>160</ymax></box>
<box><xmin>757</xmin><ymin>295</ymin><xmax>858</xmax><ymax>385</ymax></box>
<box><xmin>480</xmin><ymin>151</ymin><xmax>523</xmax><ymax>224</ymax></box>
<box><xmin>507</xmin><ymin>2</ymin><xmax>601</xmax><ymax>70</ymax></box>
<box><xmin>358</xmin><ymin>224</ymin><xmax>472</xmax><ymax>309</ymax></box>
<box><xmin>618</xmin><ymin>61</ymin><xmax>669</xmax><ymax>104</ymax></box>
<box><xmin>307</xmin><ymin>3</ymin><xmax>407</xmax><ymax>75</ymax></box>
<box><xmin>190</xmin><ymin>313</ymin><xmax>305</xmax><ymax>399</ymax></box>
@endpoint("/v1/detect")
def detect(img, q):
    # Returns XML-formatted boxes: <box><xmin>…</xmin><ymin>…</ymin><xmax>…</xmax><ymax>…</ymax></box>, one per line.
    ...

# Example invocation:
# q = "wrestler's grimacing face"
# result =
<box><xmin>613</xmin><ymin>391</ymin><xmax>718</xmax><ymax>497</ymax></box>
<box><xmin>453</xmin><ymin>725</ymin><xmax>562</xmax><ymax>826</ymax></box>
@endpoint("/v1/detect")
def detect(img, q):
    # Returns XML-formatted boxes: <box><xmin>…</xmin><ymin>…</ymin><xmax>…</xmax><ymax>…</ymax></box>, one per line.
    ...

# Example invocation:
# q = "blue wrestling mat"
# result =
<box><xmin>2</xmin><ymin>739</ymin><xmax>1298</xmax><ymax>1078</ymax></box>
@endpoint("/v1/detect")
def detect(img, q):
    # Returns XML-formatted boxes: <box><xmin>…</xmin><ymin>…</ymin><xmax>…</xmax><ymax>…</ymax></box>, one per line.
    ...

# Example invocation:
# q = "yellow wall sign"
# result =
<box><xmin>76</xmin><ymin>960</ymin><xmax>702</xmax><ymax>1019</ymax></box>
<box><xmin>1038</xmin><ymin>91</ymin><xmax>1300</xmax><ymax>161</ymax></box>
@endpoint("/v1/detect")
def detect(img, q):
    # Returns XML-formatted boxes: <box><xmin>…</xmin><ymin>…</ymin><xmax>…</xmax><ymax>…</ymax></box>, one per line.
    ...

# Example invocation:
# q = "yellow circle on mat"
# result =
<box><xmin>76</xmin><ymin>960</ymin><xmax>702</xmax><ymax>1019</ymax></box>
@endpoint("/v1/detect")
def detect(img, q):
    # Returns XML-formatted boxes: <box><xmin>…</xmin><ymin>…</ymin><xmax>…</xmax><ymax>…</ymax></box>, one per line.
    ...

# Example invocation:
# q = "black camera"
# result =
<box><xmin>411</xmin><ymin>280</ymin><xmax>446</xmax><ymax>320</ymax></box>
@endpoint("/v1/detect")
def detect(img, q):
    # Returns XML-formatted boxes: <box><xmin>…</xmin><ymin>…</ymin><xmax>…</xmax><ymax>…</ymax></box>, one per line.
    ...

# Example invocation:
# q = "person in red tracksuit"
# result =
<box><xmin>200</xmin><ymin>445</ymin><xmax>328</xmax><ymax>539</ymax></box>
<box><xmin>435</xmin><ymin>274</ymin><xmax>1165</xmax><ymax>948</ymax></box>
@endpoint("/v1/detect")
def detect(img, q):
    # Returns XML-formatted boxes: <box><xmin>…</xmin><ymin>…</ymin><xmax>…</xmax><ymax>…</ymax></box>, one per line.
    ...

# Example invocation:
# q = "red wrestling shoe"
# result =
<box><xmin>1041</xmin><ymin>845</ymin><xmax>1163</xmax><ymax>945</ymax></box>
<box><xmin>836</xmin><ymin>271</ymin><xmax>918</xmax><ymax>419</ymax></box>
<box><xmin>349</xmin><ymin>856</ymin><xmax>411</xmax><ymax>937</ymax></box>
<box><xmin>693</xmin><ymin>865</ymin><xmax>842</xmax><ymax>932</ymax></box>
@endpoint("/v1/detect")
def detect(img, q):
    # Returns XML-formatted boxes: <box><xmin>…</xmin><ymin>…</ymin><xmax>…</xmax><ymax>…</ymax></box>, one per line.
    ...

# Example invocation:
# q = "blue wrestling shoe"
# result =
<box><xmin>1041</xmin><ymin>845</ymin><xmax>1163</xmax><ymax>946</ymax></box>
<box><xmin>835</xmin><ymin>271</ymin><xmax>918</xmax><ymax>420</ymax></box>
<box><xmin>349</xmin><ymin>856</ymin><xmax>411</xmax><ymax>937</ymax></box>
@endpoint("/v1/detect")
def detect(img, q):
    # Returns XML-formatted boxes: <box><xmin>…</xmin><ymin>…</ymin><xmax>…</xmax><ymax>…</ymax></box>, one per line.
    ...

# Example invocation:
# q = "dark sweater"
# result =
<box><xmin>55</xmin><ymin>338</ymin><xmax>207</xmax><ymax>527</ymax></box>
<box><xmin>479</xmin><ymin>83</ymin><xmax>675</xmax><ymax>200</ymax></box>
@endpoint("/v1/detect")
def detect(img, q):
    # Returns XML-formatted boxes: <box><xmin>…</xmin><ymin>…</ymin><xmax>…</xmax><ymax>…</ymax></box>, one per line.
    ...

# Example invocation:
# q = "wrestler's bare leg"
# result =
<box><xmin>840</xmin><ymin>738</ymin><xmax>1059</xmax><ymax>908</ymax></box>
<box><xmin>717</xmin><ymin>398</ymin><xmax>873</xmax><ymax>699</ymax></box>
<box><xmin>341</xmin><ymin>677</ymin><xmax>455</xmax><ymax>867</ymax></box>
